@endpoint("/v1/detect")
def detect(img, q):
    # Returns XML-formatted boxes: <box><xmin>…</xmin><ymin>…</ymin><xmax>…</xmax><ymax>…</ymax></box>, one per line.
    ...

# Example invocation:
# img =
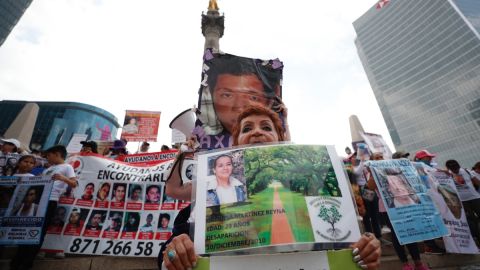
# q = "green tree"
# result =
<box><xmin>318</xmin><ymin>205</ymin><xmax>342</xmax><ymax>237</ymax></box>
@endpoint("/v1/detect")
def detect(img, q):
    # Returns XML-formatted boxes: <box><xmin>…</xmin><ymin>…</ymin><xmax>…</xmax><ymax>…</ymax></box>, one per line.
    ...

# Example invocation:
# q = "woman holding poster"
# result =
<box><xmin>160</xmin><ymin>105</ymin><xmax>381</xmax><ymax>270</ymax></box>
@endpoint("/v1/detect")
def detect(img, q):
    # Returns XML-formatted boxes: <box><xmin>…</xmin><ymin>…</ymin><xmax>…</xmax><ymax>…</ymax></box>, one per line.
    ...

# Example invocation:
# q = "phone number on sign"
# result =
<box><xmin>68</xmin><ymin>238</ymin><xmax>162</xmax><ymax>257</ymax></box>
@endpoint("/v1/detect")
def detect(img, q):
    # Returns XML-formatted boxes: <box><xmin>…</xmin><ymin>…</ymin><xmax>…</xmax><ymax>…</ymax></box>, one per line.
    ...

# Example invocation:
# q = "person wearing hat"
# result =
<box><xmin>1</xmin><ymin>138</ymin><xmax>20</xmax><ymax>154</ymax></box>
<box><xmin>414</xmin><ymin>150</ymin><xmax>436</xmax><ymax>167</ymax></box>
<box><xmin>136</xmin><ymin>141</ymin><xmax>150</xmax><ymax>154</ymax></box>
<box><xmin>80</xmin><ymin>140</ymin><xmax>98</xmax><ymax>154</ymax></box>
<box><xmin>392</xmin><ymin>151</ymin><xmax>410</xmax><ymax>159</ymax></box>
<box><xmin>107</xmin><ymin>140</ymin><xmax>127</xmax><ymax>159</ymax></box>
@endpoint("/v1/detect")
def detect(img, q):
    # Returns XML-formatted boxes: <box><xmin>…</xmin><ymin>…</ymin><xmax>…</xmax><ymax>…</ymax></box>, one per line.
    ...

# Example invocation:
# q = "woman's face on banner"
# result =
<box><xmin>387</xmin><ymin>175</ymin><xmax>410</xmax><ymax>197</ymax></box>
<box><xmin>214</xmin><ymin>156</ymin><xmax>233</xmax><ymax>180</ymax></box>
<box><xmin>25</xmin><ymin>189</ymin><xmax>36</xmax><ymax>203</ymax></box>
<box><xmin>69</xmin><ymin>211</ymin><xmax>80</xmax><ymax>225</ymax></box>
<box><xmin>441</xmin><ymin>188</ymin><xmax>462</xmax><ymax>219</ymax></box>
<box><xmin>213</xmin><ymin>74</ymin><xmax>270</xmax><ymax>133</ymax></box>
<box><xmin>98</xmin><ymin>184</ymin><xmax>110</xmax><ymax>200</ymax></box>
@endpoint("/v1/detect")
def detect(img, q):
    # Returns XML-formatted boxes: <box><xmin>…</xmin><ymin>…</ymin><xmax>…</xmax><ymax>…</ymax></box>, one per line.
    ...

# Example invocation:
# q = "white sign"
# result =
<box><xmin>66</xmin><ymin>134</ymin><xmax>88</xmax><ymax>154</ymax></box>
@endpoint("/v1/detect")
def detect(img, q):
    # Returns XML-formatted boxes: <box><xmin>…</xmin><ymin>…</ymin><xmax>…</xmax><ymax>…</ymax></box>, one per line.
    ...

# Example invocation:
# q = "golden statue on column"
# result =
<box><xmin>208</xmin><ymin>0</ymin><xmax>219</xmax><ymax>11</ymax></box>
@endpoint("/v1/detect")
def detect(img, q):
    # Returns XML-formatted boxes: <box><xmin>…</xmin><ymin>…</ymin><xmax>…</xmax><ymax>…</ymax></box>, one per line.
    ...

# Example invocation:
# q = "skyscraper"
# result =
<box><xmin>353</xmin><ymin>0</ymin><xmax>480</xmax><ymax>167</ymax></box>
<box><xmin>0</xmin><ymin>0</ymin><xmax>33</xmax><ymax>46</ymax></box>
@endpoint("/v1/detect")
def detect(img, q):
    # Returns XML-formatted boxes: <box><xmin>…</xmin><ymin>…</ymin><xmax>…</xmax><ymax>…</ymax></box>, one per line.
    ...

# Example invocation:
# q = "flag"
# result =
<box><xmin>376</xmin><ymin>0</ymin><xmax>390</xmax><ymax>9</ymax></box>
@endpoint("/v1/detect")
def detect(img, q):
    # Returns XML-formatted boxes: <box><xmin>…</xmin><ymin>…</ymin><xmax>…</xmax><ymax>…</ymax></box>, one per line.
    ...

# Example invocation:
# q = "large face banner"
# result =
<box><xmin>196</xmin><ymin>50</ymin><xmax>284</xmax><ymax>150</ymax></box>
<box><xmin>194</xmin><ymin>144</ymin><xmax>361</xmax><ymax>254</ymax></box>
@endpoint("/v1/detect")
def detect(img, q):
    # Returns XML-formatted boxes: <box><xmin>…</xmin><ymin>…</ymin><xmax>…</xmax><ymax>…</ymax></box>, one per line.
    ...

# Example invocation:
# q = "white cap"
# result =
<box><xmin>1</xmin><ymin>138</ymin><xmax>21</xmax><ymax>148</ymax></box>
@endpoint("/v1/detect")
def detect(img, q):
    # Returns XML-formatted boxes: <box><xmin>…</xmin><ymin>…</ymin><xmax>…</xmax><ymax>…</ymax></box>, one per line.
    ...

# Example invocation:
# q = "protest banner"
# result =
<box><xmin>414</xmin><ymin>163</ymin><xmax>479</xmax><ymax>254</ymax></box>
<box><xmin>195</xmin><ymin>50</ymin><xmax>284</xmax><ymax>151</ymax></box>
<box><xmin>0</xmin><ymin>176</ymin><xmax>53</xmax><ymax>245</ymax></box>
<box><xmin>360</xmin><ymin>132</ymin><xmax>392</xmax><ymax>159</ymax></box>
<box><xmin>118</xmin><ymin>150</ymin><xmax>178</xmax><ymax>166</ymax></box>
<box><xmin>368</xmin><ymin>159</ymin><xmax>448</xmax><ymax>245</ymax></box>
<box><xmin>178</xmin><ymin>250</ymin><xmax>360</xmax><ymax>270</ymax></box>
<box><xmin>121</xmin><ymin>110</ymin><xmax>161</xmax><ymax>142</ymax></box>
<box><xmin>66</xmin><ymin>133</ymin><xmax>88</xmax><ymax>154</ymax></box>
<box><xmin>194</xmin><ymin>144</ymin><xmax>361</xmax><ymax>254</ymax></box>
<box><xmin>41</xmin><ymin>154</ymin><xmax>189</xmax><ymax>257</ymax></box>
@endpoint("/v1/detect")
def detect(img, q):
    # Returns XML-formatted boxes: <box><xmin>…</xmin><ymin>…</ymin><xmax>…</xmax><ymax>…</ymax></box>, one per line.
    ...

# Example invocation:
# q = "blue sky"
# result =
<box><xmin>0</xmin><ymin>0</ymin><xmax>394</xmax><ymax>155</ymax></box>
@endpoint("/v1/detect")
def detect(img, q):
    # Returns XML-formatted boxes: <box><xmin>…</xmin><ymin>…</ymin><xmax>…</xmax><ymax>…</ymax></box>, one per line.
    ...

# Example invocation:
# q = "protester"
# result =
<box><xmin>367</xmin><ymin>152</ymin><xmax>429</xmax><ymax>270</ymax></box>
<box><xmin>470</xmin><ymin>162</ymin><xmax>480</xmax><ymax>193</ymax></box>
<box><xmin>80</xmin><ymin>140</ymin><xmax>98</xmax><ymax>154</ymax></box>
<box><xmin>161</xmin><ymin>145</ymin><xmax>170</xmax><ymax>152</ymax></box>
<box><xmin>413</xmin><ymin>150</ymin><xmax>447</xmax><ymax>255</ymax></box>
<box><xmin>106</xmin><ymin>140</ymin><xmax>128</xmax><ymax>159</ymax></box>
<box><xmin>1</xmin><ymin>138</ymin><xmax>20</xmax><ymax>154</ymax></box>
<box><xmin>10</xmin><ymin>145</ymin><xmax>78</xmax><ymax>267</ymax></box>
<box><xmin>13</xmin><ymin>155</ymin><xmax>36</xmax><ymax>176</ymax></box>
<box><xmin>160</xmin><ymin>105</ymin><xmax>381</xmax><ymax>270</ymax></box>
<box><xmin>445</xmin><ymin>159</ymin><xmax>480</xmax><ymax>242</ymax></box>
<box><xmin>136</xmin><ymin>141</ymin><xmax>150</xmax><ymax>154</ymax></box>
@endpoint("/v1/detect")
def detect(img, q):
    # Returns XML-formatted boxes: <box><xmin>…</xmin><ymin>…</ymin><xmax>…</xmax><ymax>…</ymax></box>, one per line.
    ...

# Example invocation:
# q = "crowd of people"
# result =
<box><xmin>345</xmin><ymin>148</ymin><xmax>480</xmax><ymax>270</ymax></box>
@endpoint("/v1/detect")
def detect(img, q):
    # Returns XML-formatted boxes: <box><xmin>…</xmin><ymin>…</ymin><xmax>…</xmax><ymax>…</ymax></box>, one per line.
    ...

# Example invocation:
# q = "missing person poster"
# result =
<box><xmin>415</xmin><ymin>163</ymin><xmax>479</xmax><ymax>254</ymax></box>
<box><xmin>121</xmin><ymin>110</ymin><xmax>161</xmax><ymax>142</ymax></box>
<box><xmin>368</xmin><ymin>159</ymin><xmax>448</xmax><ymax>245</ymax></box>
<box><xmin>41</xmin><ymin>154</ymin><xmax>188</xmax><ymax>257</ymax></box>
<box><xmin>195</xmin><ymin>50</ymin><xmax>284</xmax><ymax>151</ymax></box>
<box><xmin>360</xmin><ymin>132</ymin><xmax>392</xmax><ymax>159</ymax></box>
<box><xmin>194</xmin><ymin>144</ymin><xmax>361</xmax><ymax>254</ymax></box>
<box><xmin>0</xmin><ymin>176</ymin><xmax>53</xmax><ymax>245</ymax></box>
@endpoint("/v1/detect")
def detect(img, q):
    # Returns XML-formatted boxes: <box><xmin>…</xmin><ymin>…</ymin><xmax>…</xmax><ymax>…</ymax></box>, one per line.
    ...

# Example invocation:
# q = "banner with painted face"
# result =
<box><xmin>195</xmin><ymin>50</ymin><xmax>284</xmax><ymax>150</ymax></box>
<box><xmin>194</xmin><ymin>144</ymin><xmax>361</xmax><ymax>254</ymax></box>
<box><xmin>414</xmin><ymin>163</ymin><xmax>479</xmax><ymax>254</ymax></box>
<box><xmin>0</xmin><ymin>176</ymin><xmax>53</xmax><ymax>245</ymax></box>
<box><xmin>121</xmin><ymin>110</ymin><xmax>161</xmax><ymax>142</ymax></box>
<box><xmin>41</xmin><ymin>154</ymin><xmax>191</xmax><ymax>257</ymax></box>
<box><xmin>367</xmin><ymin>159</ymin><xmax>448</xmax><ymax>245</ymax></box>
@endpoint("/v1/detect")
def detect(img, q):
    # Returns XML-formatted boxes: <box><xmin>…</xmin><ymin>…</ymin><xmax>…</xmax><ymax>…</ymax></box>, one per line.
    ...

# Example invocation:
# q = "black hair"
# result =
<box><xmin>213</xmin><ymin>154</ymin><xmax>233</xmax><ymax>168</ymax></box>
<box><xmin>14</xmin><ymin>155</ymin><xmax>35</xmax><ymax>174</ymax></box>
<box><xmin>204</xmin><ymin>54</ymin><xmax>282</xmax><ymax>99</ymax></box>
<box><xmin>446</xmin><ymin>160</ymin><xmax>460</xmax><ymax>170</ymax></box>
<box><xmin>146</xmin><ymin>185</ymin><xmax>159</xmax><ymax>193</ymax></box>
<box><xmin>45</xmin><ymin>145</ymin><xmax>67</xmax><ymax>159</ymax></box>
<box><xmin>86</xmin><ymin>183</ymin><xmax>94</xmax><ymax>188</ymax></box>
<box><xmin>159</xmin><ymin>213</ymin><xmax>170</xmax><ymax>221</ymax></box>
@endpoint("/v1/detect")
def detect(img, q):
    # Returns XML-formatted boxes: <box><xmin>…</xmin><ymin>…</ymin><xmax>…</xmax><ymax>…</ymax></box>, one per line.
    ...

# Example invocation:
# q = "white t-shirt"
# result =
<box><xmin>42</xmin><ymin>163</ymin><xmax>76</xmax><ymax>201</ymax></box>
<box><xmin>216</xmin><ymin>184</ymin><xmax>237</xmax><ymax>205</ymax></box>
<box><xmin>469</xmin><ymin>170</ymin><xmax>480</xmax><ymax>193</ymax></box>
<box><xmin>453</xmin><ymin>168</ymin><xmax>480</xmax><ymax>202</ymax></box>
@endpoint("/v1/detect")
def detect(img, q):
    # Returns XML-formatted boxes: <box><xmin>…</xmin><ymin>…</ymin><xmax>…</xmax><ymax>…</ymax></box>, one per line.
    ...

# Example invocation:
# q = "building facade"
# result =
<box><xmin>0</xmin><ymin>0</ymin><xmax>33</xmax><ymax>46</ymax></box>
<box><xmin>353</xmin><ymin>0</ymin><xmax>480</xmax><ymax>167</ymax></box>
<box><xmin>0</xmin><ymin>100</ymin><xmax>120</xmax><ymax>150</ymax></box>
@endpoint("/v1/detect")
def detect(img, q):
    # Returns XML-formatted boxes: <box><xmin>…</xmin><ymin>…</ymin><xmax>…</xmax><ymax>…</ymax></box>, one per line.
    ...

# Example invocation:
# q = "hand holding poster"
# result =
<box><xmin>415</xmin><ymin>163</ymin><xmax>479</xmax><ymax>254</ymax></box>
<box><xmin>0</xmin><ymin>176</ymin><xmax>53</xmax><ymax>245</ymax></box>
<box><xmin>194</xmin><ymin>144</ymin><xmax>361</xmax><ymax>254</ymax></box>
<box><xmin>368</xmin><ymin>159</ymin><xmax>448</xmax><ymax>245</ymax></box>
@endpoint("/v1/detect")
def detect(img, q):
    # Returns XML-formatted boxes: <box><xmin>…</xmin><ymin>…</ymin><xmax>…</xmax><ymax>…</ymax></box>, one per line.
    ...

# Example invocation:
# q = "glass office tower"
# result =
<box><xmin>353</xmin><ymin>0</ymin><xmax>480</xmax><ymax>167</ymax></box>
<box><xmin>0</xmin><ymin>0</ymin><xmax>33</xmax><ymax>46</ymax></box>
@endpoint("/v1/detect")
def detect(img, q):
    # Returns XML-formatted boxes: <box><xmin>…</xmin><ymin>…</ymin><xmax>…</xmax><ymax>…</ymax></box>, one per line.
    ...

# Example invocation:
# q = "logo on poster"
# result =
<box><xmin>28</xmin><ymin>229</ymin><xmax>40</xmax><ymax>237</ymax></box>
<box><xmin>69</xmin><ymin>157</ymin><xmax>84</xmax><ymax>176</ymax></box>
<box><xmin>312</xmin><ymin>197</ymin><xmax>351</xmax><ymax>241</ymax></box>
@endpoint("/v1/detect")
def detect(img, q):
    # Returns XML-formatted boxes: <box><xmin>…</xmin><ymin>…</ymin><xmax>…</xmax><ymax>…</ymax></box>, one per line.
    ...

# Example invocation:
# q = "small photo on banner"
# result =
<box><xmin>196</xmin><ymin>50</ymin><xmax>284</xmax><ymax>150</ymax></box>
<box><xmin>83</xmin><ymin>209</ymin><xmax>107</xmax><ymax>238</ymax></box>
<box><xmin>111</xmin><ymin>183</ymin><xmax>127</xmax><ymax>209</ymax></box>
<box><xmin>102</xmin><ymin>211</ymin><xmax>123</xmax><ymax>239</ymax></box>
<box><xmin>63</xmin><ymin>207</ymin><xmax>89</xmax><ymax>236</ymax></box>
<box><xmin>121</xmin><ymin>211</ymin><xmax>141</xmax><ymax>240</ymax></box>
<box><xmin>155</xmin><ymin>211</ymin><xmax>176</xmax><ymax>241</ymax></box>
<box><xmin>126</xmin><ymin>184</ymin><xmax>143</xmax><ymax>210</ymax></box>
<box><xmin>161</xmin><ymin>186</ymin><xmax>176</xmax><ymax>210</ymax></box>
<box><xmin>47</xmin><ymin>205</ymin><xmax>71</xmax><ymax>235</ymax></box>
<box><xmin>138</xmin><ymin>212</ymin><xmax>156</xmax><ymax>240</ymax></box>
<box><xmin>121</xmin><ymin>110</ymin><xmax>161</xmax><ymax>142</ymax></box>
<box><xmin>95</xmin><ymin>182</ymin><xmax>111</xmax><ymax>208</ymax></box>
<box><xmin>75</xmin><ymin>182</ymin><xmax>95</xmax><ymax>207</ymax></box>
<box><xmin>144</xmin><ymin>184</ymin><xmax>161</xmax><ymax>210</ymax></box>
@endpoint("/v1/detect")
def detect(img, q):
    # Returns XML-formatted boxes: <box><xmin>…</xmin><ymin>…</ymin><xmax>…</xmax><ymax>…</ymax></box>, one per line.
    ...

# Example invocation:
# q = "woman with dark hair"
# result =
<box><xmin>206</xmin><ymin>154</ymin><xmax>246</xmax><ymax>206</ymax></box>
<box><xmin>96</xmin><ymin>182</ymin><xmax>111</xmax><ymax>201</ymax></box>
<box><xmin>13</xmin><ymin>155</ymin><xmax>36</xmax><ymax>177</ymax></box>
<box><xmin>160</xmin><ymin>105</ymin><xmax>381</xmax><ymax>270</ymax></box>
<box><xmin>13</xmin><ymin>187</ymin><xmax>39</xmax><ymax>217</ymax></box>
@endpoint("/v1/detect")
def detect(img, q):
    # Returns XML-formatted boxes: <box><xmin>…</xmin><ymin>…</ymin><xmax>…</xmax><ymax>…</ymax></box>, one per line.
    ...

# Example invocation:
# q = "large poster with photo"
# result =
<box><xmin>368</xmin><ymin>159</ymin><xmax>448</xmax><ymax>245</ymax></box>
<box><xmin>194</xmin><ymin>144</ymin><xmax>361</xmax><ymax>254</ymax></box>
<box><xmin>41</xmin><ymin>154</ymin><xmax>189</xmax><ymax>257</ymax></box>
<box><xmin>0</xmin><ymin>153</ymin><xmax>47</xmax><ymax>176</ymax></box>
<box><xmin>195</xmin><ymin>50</ymin><xmax>284</xmax><ymax>150</ymax></box>
<box><xmin>360</xmin><ymin>132</ymin><xmax>392</xmax><ymax>159</ymax></box>
<box><xmin>0</xmin><ymin>176</ymin><xmax>53</xmax><ymax>245</ymax></box>
<box><xmin>121</xmin><ymin>110</ymin><xmax>161</xmax><ymax>142</ymax></box>
<box><xmin>414</xmin><ymin>163</ymin><xmax>479</xmax><ymax>254</ymax></box>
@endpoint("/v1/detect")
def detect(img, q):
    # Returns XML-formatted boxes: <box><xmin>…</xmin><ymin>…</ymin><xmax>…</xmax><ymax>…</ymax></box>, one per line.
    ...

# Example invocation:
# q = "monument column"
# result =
<box><xmin>201</xmin><ymin>0</ymin><xmax>224</xmax><ymax>52</ymax></box>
